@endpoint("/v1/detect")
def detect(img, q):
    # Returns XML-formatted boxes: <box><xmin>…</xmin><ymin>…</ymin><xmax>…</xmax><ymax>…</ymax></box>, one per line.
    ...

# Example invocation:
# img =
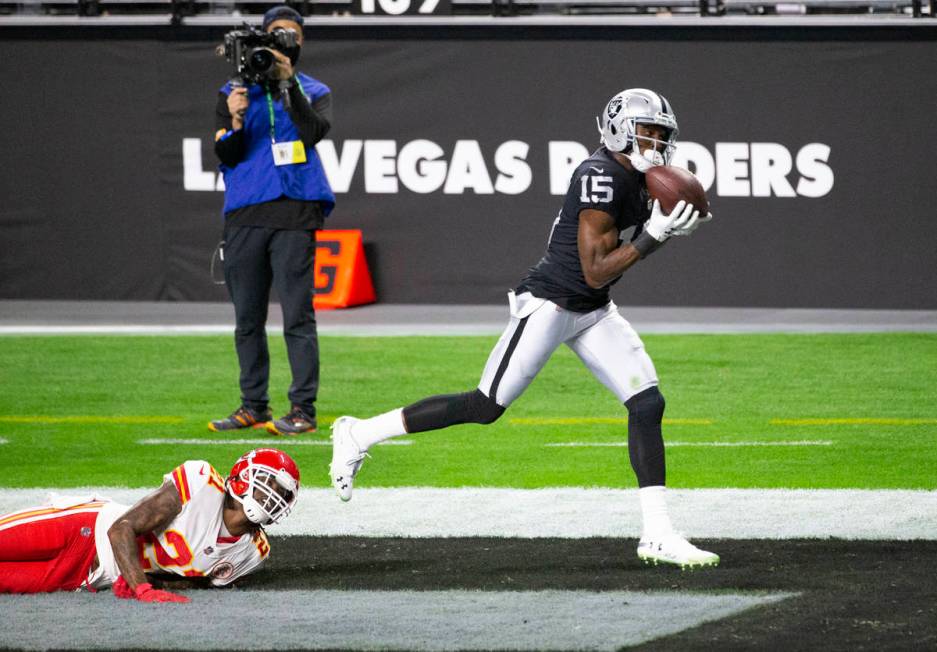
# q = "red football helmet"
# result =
<box><xmin>226</xmin><ymin>448</ymin><xmax>300</xmax><ymax>525</ymax></box>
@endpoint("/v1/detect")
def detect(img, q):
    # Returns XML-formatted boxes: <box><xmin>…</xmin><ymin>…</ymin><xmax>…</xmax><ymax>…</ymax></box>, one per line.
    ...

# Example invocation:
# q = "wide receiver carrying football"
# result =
<box><xmin>0</xmin><ymin>448</ymin><xmax>300</xmax><ymax>598</ymax></box>
<box><xmin>329</xmin><ymin>88</ymin><xmax>719</xmax><ymax>568</ymax></box>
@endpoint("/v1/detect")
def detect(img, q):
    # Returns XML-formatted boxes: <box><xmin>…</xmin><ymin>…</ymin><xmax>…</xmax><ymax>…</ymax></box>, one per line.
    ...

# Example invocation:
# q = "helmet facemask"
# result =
<box><xmin>627</xmin><ymin>119</ymin><xmax>677</xmax><ymax>172</ymax></box>
<box><xmin>227</xmin><ymin>456</ymin><xmax>299</xmax><ymax>525</ymax></box>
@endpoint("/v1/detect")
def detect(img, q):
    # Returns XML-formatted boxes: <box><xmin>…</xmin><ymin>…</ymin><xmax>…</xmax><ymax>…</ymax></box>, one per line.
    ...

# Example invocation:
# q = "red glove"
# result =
<box><xmin>112</xmin><ymin>576</ymin><xmax>189</xmax><ymax>603</ymax></box>
<box><xmin>133</xmin><ymin>583</ymin><xmax>190</xmax><ymax>603</ymax></box>
<box><xmin>111</xmin><ymin>576</ymin><xmax>134</xmax><ymax>599</ymax></box>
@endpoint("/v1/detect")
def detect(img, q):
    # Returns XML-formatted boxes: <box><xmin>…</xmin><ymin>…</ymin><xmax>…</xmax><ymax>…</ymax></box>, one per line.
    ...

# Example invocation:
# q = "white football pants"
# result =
<box><xmin>477</xmin><ymin>291</ymin><xmax>659</xmax><ymax>407</ymax></box>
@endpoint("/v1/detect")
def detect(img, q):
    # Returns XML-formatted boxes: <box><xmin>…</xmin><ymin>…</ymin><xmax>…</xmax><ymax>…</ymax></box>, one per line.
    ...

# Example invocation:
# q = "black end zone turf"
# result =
<box><xmin>238</xmin><ymin>537</ymin><xmax>937</xmax><ymax>650</ymax></box>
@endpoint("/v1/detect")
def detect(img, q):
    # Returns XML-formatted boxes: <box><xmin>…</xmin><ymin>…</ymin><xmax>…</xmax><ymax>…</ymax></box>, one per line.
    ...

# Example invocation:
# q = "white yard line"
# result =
<box><xmin>546</xmin><ymin>440</ymin><xmax>834</xmax><ymax>447</ymax></box>
<box><xmin>134</xmin><ymin>438</ymin><xmax>412</xmax><ymax>446</ymax></box>
<box><xmin>1</xmin><ymin>488</ymin><xmax>934</xmax><ymax>540</ymax></box>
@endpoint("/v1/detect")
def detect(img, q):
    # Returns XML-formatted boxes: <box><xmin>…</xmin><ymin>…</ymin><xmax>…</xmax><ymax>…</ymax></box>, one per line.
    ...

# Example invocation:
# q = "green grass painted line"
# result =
<box><xmin>0</xmin><ymin>415</ymin><xmax>184</xmax><ymax>425</ymax></box>
<box><xmin>545</xmin><ymin>440</ymin><xmax>833</xmax><ymax>448</ymax></box>
<box><xmin>135</xmin><ymin>438</ymin><xmax>413</xmax><ymax>446</ymax></box>
<box><xmin>510</xmin><ymin>417</ymin><xmax>714</xmax><ymax>425</ymax></box>
<box><xmin>7</xmin><ymin>415</ymin><xmax>931</xmax><ymax>427</ymax></box>
<box><xmin>772</xmin><ymin>418</ymin><xmax>937</xmax><ymax>426</ymax></box>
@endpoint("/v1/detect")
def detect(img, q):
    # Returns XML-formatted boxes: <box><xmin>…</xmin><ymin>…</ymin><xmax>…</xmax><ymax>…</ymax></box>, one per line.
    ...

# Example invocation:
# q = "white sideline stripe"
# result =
<box><xmin>1</xmin><ymin>488</ymin><xmax>935</xmax><ymax>540</ymax></box>
<box><xmin>135</xmin><ymin>438</ymin><xmax>413</xmax><ymax>446</ymax></box>
<box><xmin>546</xmin><ymin>440</ymin><xmax>834</xmax><ymax>447</ymax></box>
<box><xmin>0</xmin><ymin>325</ymin><xmax>236</xmax><ymax>335</ymax></box>
<box><xmin>0</xmin><ymin>325</ymin><xmax>499</xmax><ymax>337</ymax></box>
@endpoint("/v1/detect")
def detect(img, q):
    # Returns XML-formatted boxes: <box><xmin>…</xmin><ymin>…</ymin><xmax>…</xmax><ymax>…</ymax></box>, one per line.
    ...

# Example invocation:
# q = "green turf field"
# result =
<box><xmin>0</xmin><ymin>333</ymin><xmax>935</xmax><ymax>489</ymax></box>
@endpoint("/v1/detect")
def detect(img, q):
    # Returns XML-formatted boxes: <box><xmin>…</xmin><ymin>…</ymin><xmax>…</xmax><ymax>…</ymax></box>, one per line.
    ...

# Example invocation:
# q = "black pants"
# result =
<box><xmin>222</xmin><ymin>225</ymin><xmax>319</xmax><ymax>416</ymax></box>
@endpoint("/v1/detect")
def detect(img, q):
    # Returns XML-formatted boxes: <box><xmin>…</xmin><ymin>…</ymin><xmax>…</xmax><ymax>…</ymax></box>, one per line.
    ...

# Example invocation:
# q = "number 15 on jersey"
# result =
<box><xmin>580</xmin><ymin>175</ymin><xmax>614</xmax><ymax>203</ymax></box>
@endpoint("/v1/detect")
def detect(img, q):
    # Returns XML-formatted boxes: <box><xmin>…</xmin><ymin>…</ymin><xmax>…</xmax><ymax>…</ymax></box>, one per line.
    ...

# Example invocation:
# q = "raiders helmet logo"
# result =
<box><xmin>607</xmin><ymin>97</ymin><xmax>623</xmax><ymax>119</ymax></box>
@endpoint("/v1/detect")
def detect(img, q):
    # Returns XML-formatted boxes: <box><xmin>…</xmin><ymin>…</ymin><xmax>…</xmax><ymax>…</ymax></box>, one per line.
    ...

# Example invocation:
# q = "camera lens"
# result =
<box><xmin>247</xmin><ymin>48</ymin><xmax>275</xmax><ymax>75</ymax></box>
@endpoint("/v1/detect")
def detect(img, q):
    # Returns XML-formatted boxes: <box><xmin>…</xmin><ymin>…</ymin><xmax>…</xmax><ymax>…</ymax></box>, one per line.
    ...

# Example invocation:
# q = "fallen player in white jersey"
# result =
<box><xmin>0</xmin><ymin>448</ymin><xmax>299</xmax><ymax>600</ymax></box>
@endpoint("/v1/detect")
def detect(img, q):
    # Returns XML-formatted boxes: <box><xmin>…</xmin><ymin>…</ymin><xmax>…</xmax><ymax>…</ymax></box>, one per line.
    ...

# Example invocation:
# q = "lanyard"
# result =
<box><xmin>265</xmin><ymin>90</ymin><xmax>277</xmax><ymax>143</ymax></box>
<box><xmin>264</xmin><ymin>79</ymin><xmax>310</xmax><ymax>144</ymax></box>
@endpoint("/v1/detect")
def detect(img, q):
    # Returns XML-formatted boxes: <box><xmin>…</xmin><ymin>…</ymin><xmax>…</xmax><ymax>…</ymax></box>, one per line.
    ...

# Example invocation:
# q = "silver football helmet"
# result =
<box><xmin>596</xmin><ymin>88</ymin><xmax>679</xmax><ymax>172</ymax></box>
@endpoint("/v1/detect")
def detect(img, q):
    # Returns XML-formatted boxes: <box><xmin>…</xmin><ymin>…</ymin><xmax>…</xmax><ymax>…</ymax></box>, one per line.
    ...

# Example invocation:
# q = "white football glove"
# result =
<box><xmin>670</xmin><ymin>210</ymin><xmax>713</xmax><ymax>237</ymax></box>
<box><xmin>643</xmin><ymin>200</ymin><xmax>698</xmax><ymax>242</ymax></box>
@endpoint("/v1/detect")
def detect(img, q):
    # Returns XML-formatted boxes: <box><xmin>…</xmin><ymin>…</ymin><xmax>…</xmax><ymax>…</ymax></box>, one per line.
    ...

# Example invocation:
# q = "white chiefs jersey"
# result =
<box><xmin>89</xmin><ymin>460</ymin><xmax>270</xmax><ymax>589</ymax></box>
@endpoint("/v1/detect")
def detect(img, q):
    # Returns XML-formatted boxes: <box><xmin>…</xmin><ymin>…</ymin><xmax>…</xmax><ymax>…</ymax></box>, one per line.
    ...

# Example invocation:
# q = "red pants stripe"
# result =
<box><xmin>0</xmin><ymin>507</ymin><xmax>100</xmax><ymax>593</ymax></box>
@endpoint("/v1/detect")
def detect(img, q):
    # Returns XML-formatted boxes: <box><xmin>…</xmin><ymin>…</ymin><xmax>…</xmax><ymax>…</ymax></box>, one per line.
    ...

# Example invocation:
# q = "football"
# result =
<box><xmin>645</xmin><ymin>165</ymin><xmax>710</xmax><ymax>215</ymax></box>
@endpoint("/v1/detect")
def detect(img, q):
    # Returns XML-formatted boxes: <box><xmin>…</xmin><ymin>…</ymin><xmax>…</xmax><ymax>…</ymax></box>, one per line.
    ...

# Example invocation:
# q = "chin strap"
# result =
<box><xmin>628</xmin><ymin>148</ymin><xmax>664</xmax><ymax>173</ymax></box>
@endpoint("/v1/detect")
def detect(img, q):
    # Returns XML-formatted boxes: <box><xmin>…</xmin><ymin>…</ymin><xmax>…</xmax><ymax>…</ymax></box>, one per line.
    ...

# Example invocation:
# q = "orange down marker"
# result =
<box><xmin>313</xmin><ymin>230</ymin><xmax>376</xmax><ymax>310</ymax></box>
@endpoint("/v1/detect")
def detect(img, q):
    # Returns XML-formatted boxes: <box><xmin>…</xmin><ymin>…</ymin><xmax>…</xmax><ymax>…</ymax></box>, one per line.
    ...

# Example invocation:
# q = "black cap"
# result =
<box><xmin>262</xmin><ymin>5</ymin><xmax>304</xmax><ymax>31</ymax></box>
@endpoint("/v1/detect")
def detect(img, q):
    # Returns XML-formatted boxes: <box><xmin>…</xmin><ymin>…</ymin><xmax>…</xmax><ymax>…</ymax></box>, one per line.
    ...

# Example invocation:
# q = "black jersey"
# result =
<box><xmin>516</xmin><ymin>147</ymin><xmax>651</xmax><ymax>312</ymax></box>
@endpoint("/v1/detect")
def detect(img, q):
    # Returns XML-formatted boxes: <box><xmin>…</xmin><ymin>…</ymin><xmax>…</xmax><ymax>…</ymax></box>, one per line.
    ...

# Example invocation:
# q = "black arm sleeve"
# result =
<box><xmin>214</xmin><ymin>91</ymin><xmax>247</xmax><ymax>168</ymax></box>
<box><xmin>286</xmin><ymin>85</ymin><xmax>332</xmax><ymax>148</ymax></box>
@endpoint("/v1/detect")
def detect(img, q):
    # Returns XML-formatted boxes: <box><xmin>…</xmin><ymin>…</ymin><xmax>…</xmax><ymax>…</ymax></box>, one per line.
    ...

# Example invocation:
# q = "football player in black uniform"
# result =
<box><xmin>330</xmin><ymin>89</ymin><xmax>717</xmax><ymax>568</ymax></box>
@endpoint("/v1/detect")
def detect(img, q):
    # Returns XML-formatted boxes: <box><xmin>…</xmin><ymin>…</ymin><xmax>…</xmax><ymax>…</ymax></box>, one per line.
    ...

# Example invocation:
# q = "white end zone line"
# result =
<box><xmin>1</xmin><ymin>487</ymin><xmax>935</xmax><ymax>540</ymax></box>
<box><xmin>547</xmin><ymin>440</ymin><xmax>834</xmax><ymax>447</ymax></box>
<box><xmin>135</xmin><ymin>438</ymin><xmax>413</xmax><ymax>446</ymax></box>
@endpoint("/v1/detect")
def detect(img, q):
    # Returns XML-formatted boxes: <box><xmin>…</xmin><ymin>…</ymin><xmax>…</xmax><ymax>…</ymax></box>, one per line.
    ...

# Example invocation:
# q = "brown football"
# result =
<box><xmin>645</xmin><ymin>165</ymin><xmax>709</xmax><ymax>215</ymax></box>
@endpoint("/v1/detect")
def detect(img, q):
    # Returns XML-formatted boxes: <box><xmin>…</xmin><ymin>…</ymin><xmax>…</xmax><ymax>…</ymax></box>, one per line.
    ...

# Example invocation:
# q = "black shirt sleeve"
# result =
<box><xmin>286</xmin><ymin>84</ymin><xmax>332</xmax><ymax>149</ymax></box>
<box><xmin>214</xmin><ymin>91</ymin><xmax>246</xmax><ymax>168</ymax></box>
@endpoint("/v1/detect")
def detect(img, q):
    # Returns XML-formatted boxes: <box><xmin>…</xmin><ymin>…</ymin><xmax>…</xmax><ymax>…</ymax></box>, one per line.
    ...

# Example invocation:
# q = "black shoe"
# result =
<box><xmin>208</xmin><ymin>405</ymin><xmax>273</xmax><ymax>432</ymax></box>
<box><xmin>266</xmin><ymin>405</ymin><xmax>317</xmax><ymax>436</ymax></box>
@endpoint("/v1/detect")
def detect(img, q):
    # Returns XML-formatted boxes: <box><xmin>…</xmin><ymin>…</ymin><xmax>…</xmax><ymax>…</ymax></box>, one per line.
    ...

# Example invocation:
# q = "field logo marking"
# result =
<box><xmin>0</xmin><ymin>589</ymin><xmax>796</xmax><ymax>651</ymax></box>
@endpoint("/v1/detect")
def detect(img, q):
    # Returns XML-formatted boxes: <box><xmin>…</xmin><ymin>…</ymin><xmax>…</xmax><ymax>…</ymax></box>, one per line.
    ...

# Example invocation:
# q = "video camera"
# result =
<box><xmin>219</xmin><ymin>24</ymin><xmax>300</xmax><ymax>85</ymax></box>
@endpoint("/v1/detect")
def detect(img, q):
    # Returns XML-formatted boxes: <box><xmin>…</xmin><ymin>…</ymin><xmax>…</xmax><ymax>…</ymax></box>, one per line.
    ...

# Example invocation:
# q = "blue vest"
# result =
<box><xmin>219</xmin><ymin>73</ymin><xmax>335</xmax><ymax>216</ymax></box>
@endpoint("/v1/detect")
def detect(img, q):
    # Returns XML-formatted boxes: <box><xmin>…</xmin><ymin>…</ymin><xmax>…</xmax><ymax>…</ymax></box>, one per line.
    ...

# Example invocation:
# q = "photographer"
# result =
<box><xmin>210</xmin><ymin>5</ymin><xmax>334</xmax><ymax>436</ymax></box>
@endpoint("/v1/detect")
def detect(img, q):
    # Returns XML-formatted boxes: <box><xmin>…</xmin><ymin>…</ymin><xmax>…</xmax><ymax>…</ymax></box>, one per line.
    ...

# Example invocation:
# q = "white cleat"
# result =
<box><xmin>329</xmin><ymin>416</ymin><xmax>368</xmax><ymax>502</ymax></box>
<box><xmin>637</xmin><ymin>532</ymin><xmax>720</xmax><ymax>569</ymax></box>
